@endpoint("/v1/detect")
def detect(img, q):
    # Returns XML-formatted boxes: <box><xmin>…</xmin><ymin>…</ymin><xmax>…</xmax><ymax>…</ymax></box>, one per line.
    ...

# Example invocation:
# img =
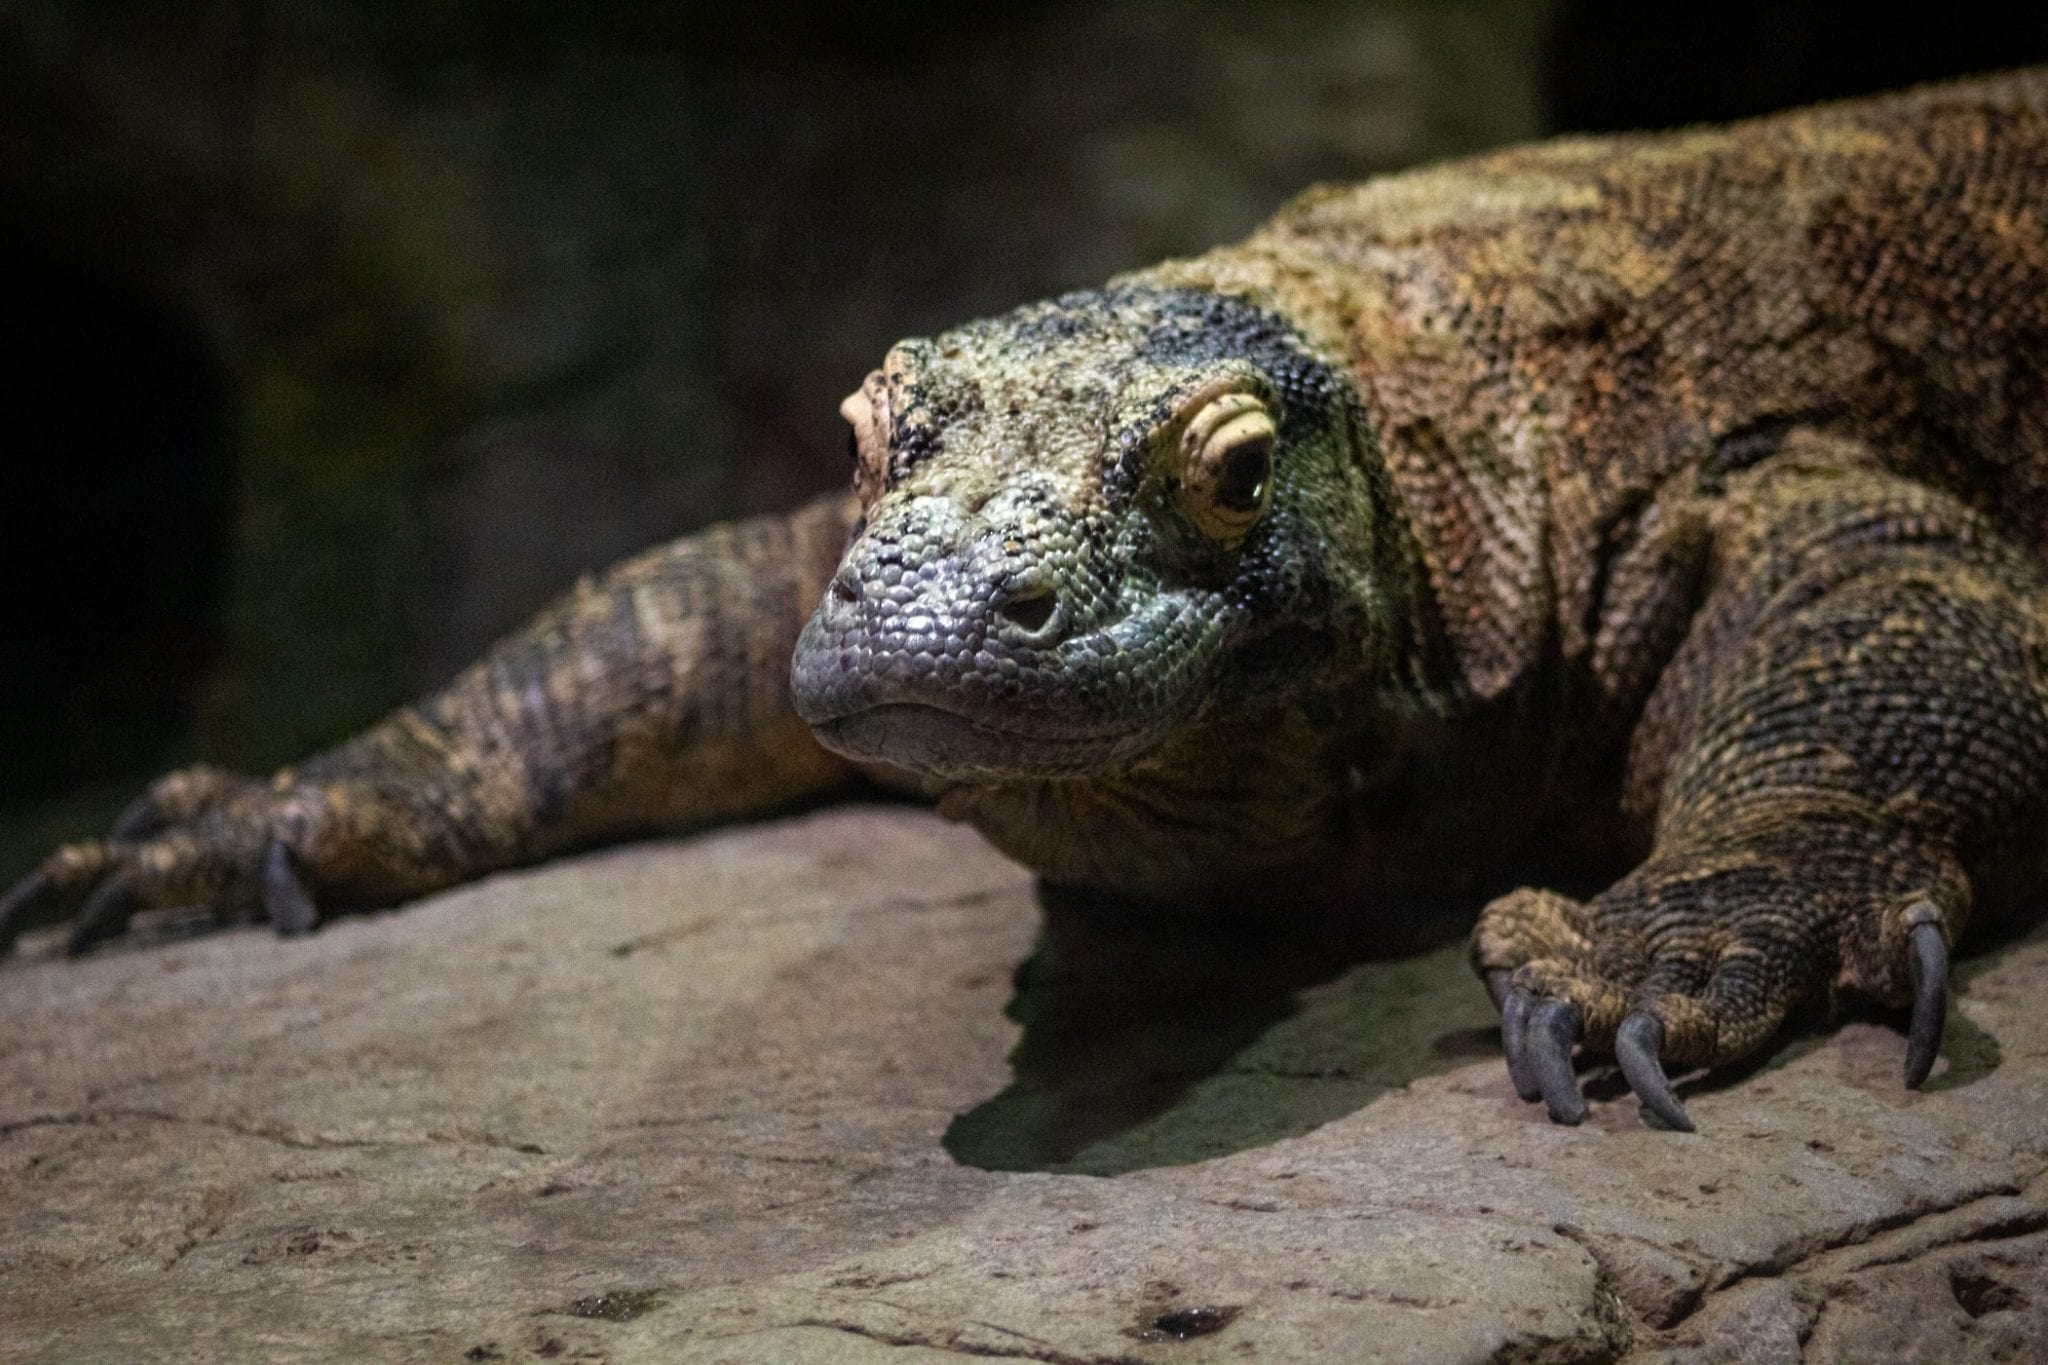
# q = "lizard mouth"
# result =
<box><xmin>807</xmin><ymin>702</ymin><xmax>1131</xmax><ymax>781</ymax></box>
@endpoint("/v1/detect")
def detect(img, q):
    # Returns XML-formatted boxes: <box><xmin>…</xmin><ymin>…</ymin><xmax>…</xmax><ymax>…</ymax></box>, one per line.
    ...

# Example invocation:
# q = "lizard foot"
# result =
<box><xmin>0</xmin><ymin>766</ymin><xmax>339</xmax><ymax>956</ymax></box>
<box><xmin>1473</xmin><ymin>826</ymin><xmax>1967</xmax><ymax>1130</ymax></box>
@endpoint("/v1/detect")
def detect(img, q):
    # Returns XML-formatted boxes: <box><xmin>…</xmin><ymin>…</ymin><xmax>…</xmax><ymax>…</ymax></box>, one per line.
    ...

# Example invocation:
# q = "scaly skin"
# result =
<box><xmin>0</xmin><ymin>499</ymin><xmax>859</xmax><ymax>949</ymax></box>
<box><xmin>9</xmin><ymin>71</ymin><xmax>2048</xmax><ymax>1131</ymax></box>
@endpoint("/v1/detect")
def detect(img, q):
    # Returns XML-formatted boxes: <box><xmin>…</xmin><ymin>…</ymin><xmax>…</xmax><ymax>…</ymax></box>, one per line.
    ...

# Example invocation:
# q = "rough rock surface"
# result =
<box><xmin>4</xmin><ymin>807</ymin><xmax>2045</xmax><ymax>1362</ymax></box>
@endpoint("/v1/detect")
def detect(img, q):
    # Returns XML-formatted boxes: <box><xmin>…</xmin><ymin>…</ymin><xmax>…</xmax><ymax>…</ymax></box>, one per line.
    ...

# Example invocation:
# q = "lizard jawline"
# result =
<box><xmin>807</xmin><ymin>702</ymin><xmax>1128</xmax><ymax>781</ymax></box>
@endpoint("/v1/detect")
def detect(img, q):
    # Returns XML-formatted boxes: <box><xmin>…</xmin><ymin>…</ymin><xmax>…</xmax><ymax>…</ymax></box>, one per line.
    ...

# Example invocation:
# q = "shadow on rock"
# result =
<box><xmin>944</xmin><ymin>883</ymin><xmax>1499</xmax><ymax>1176</ymax></box>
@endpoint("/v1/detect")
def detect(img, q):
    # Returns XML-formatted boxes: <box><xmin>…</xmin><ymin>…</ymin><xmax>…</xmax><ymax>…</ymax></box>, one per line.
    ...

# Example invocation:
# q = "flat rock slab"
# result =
<box><xmin>4</xmin><ymin>807</ymin><xmax>2046</xmax><ymax>1363</ymax></box>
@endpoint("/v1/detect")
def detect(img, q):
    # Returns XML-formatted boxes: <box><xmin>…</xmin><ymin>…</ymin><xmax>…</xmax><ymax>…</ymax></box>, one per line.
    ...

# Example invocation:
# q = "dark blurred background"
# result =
<box><xmin>3</xmin><ymin>0</ymin><xmax>2046</xmax><ymax>860</ymax></box>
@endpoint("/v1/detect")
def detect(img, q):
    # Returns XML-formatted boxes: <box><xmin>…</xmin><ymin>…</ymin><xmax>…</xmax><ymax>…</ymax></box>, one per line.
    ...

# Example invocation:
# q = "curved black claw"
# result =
<box><xmin>0</xmin><ymin>869</ymin><xmax>56</xmax><ymax>957</ymax></box>
<box><xmin>1615</xmin><ymin>1012</ymin><xmax>1694</xmax><ymax>1132</ymax></box>
<box><xmin>263</xmin><ymin>842</ymin><xmax>321</xmax><ymax>938</ymax></box>
<box><xmin>1528</xmin><ymin>998</ymin><xmax>1587</xmax><ymax>1125</ymax></box>
<box><xmin>67</xmin><ymin>880</ymin><xmax>139</xmax><ymax>957</ymax></box>
<box><xmin>111</xmin><ymin>791</ymin><xmax>173</xmax><ymax>842</ymax></box>
<box><xmin>1904</xmin><ymin>922</ymin><xmax>1949</xmax><ymax>1089</ymax></box>
<box><xmin>1484</xmin><ymin>969</ymin><xmax>1513</xmax><ymax>1010</ymax></box>
<box><xmin>1500</xmin><ymin>986</ymin><xmax>1542</xmax><ymax>1103</ymax></box>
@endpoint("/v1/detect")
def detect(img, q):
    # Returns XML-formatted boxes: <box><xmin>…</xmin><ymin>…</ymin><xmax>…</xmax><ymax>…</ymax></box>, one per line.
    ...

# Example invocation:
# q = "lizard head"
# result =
<box><xmin>790</xmin><ymin>284</ymin><xmax>1377</xmax><ymax>783</ymax></box>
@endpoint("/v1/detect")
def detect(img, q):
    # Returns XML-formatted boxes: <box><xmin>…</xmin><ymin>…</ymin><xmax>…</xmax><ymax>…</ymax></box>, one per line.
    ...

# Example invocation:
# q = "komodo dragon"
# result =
<box><xmin>8</xmin><ymin>71</ymin><xmax>2048</xmax><ymax>1133</ymax></box>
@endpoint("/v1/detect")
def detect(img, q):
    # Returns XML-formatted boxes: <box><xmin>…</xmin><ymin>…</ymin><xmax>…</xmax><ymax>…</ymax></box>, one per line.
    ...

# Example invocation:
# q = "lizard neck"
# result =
<box><xmin>936</xmin><ymin>710</ymin><xmax>1348</xmax><ymax>904</ymax></box>
<box><xmin>934</xmin><ymin>652</ymin><xmax>1442</xmax><ymax>906</ymax></box>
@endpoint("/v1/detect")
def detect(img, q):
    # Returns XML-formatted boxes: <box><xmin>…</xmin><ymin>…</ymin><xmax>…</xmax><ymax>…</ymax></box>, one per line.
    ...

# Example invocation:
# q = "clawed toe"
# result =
<box><xmin>1498</xmin><ymin>984</ymin><xmax>1589</xmax><ymax>1124</ymax></box>
<box><xmin>0</xmin><ymin>868</ymin><xmax>56</xmax><ymax>956</ymax></box>
<box><xmin>2</xmin><ymin>845</ymin><xmax>117</xmax><ymax>958</ymax></box>
<box><xmin>1495</xmin><ymin>977</ymin><xmax>1700</xmax><ymax>1131</ymax></box>
<box><xmin>2</xmin><ymin>797</ymin><xmax>304</xmax><ymax>959</ymax></box>
<box><xmin>263</xmin><ymin>842</ymin><xmax>321</xmax><ymax>938</ymax></box>
<box><xmin>1498</xmin><ymin>982</ymin><xmax>1543</xmax><ymax>1103</ymax></box>
<box><xmin>1614</xmin><ymin>1012</ymin><xmax>1694</xmax><ymax>1131</ymax></box>
<box><xmin>1904</xmin><ymin>920</ymin><xmax>1949</xmax><ymax>1089</ymax></box>
<box><xmin>67</xmin><ymin>880</ymin><xmax>140</xmax><ymax>957</ymax></box>
<box><xmin>1527</xmin><ymin>998</ymin><xmax>1587</xmax><ymax>1125</ymax></box>
<box><xmin>1483</xmin><ymin>845</ymin><xmax>1972</xmax><ymax>1129</ymax></box>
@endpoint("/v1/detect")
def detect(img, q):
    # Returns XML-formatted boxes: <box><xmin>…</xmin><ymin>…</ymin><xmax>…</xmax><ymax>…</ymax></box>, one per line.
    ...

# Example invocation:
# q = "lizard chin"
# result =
<box><xmin>806</xmin><ymin>703</ymin><xmax>1134</xmax><ymax>782</ymax></box>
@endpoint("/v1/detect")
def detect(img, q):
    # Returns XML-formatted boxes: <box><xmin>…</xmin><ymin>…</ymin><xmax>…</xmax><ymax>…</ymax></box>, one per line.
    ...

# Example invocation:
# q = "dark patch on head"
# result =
<box><xmin>999</xmin><ymin>290</ymin><xmax>1120</xmax><ymax>345</ymax></box>
<box><xmin>1101</xmin><ymin>426</ymin><xmax>1152</xmax><ymax>506</ymax></box>
<box><xmin>1132</xmin><ymin>288</ymin><xmax>1342</xmax><ymax>411</ymax></box>
<box><xmin>1102</xmin><ymin>286</ymin><xmax>1349</xmax><ymax>503</ymax></box>
<box><xmin>890</xmin><ymin>416</ymin><xmax>943</xmax><ymax>478</ymax></box>
<box><xmin>885</xmin><ymin>346</ymin><xmax>994</xmax><ymax>480</ymax></box>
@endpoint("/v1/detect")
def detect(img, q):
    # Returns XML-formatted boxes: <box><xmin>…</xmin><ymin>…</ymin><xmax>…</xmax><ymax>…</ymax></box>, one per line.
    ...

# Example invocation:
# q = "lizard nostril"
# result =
<box><xmin>829</xmin><ymin>571</ymin><xmax>862</xmax><ymax>605</ymax></box>
<box><xmin>996</xmin><ymin>583</ymin><xmax>1062</xmax><ymax>642</ymax></box>
<box><xmin>1001</xmin><ymin>592</ymin><xmax>1056</xmax><ymax>632</ymax></box>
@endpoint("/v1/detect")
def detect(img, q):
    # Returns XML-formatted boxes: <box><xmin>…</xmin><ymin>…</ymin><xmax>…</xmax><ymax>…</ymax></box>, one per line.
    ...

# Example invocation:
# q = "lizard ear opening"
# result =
<box><xmin>840</xmin><ymin>376</ymin><xmax>890</xmax><ymax>511</ymax></box>
<box><xmin>1176</xmin><ymin>387</ymin><xmax>1276</xmax><ymax>545</ymax></box>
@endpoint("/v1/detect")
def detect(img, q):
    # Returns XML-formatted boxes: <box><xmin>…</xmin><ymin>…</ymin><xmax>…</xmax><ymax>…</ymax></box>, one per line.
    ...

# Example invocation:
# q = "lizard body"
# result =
<box><xmin>10</xmin><ymin>70</ymin><xmax>2048</xmax><ymax>1130</ymax></box>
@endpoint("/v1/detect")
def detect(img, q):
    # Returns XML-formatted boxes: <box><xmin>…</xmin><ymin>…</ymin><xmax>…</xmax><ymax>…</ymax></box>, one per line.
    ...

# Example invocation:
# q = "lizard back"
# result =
<box><xmin>1151</xmin><ymin>68</ymin><xmax>2048</xmax><ymax>697</ymax></box>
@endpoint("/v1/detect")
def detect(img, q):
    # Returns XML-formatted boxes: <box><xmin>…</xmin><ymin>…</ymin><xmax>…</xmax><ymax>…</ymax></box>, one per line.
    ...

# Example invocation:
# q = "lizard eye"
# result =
<box><xmin>1175</xmin><ymin>388</ymin><xmax>1276</xmax><ymax>544</ymax></box>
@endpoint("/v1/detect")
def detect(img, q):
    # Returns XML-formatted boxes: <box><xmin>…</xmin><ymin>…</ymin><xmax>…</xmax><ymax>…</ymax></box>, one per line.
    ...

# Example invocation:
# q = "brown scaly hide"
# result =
<box><xmin>1151</xmin><ymin>69</ymin><xmax>2048</xmax><ymax>701</ymax></box>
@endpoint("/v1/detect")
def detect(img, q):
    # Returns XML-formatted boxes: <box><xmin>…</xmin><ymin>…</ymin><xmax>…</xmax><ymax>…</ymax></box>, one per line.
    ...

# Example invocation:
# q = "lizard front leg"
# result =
<box><xmin>1473</xmin><ymin>453</ymin><xmax>2048</xmax><ymax>1128</ymax></box>
<box><xmin>0</xmin><ymin>493</ymin><xmax>861</xmax><ymax>955</ymax></box>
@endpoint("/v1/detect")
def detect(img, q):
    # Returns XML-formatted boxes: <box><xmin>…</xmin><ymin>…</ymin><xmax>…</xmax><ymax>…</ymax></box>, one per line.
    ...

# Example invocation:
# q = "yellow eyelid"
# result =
<box><xmin>1179</xmin><ymin>391</ymin><xmax>1270</xmax><ymax>461</ymax></box>
<box><xmin>1172</xmin><ymin>388</ymin><xmax>1277</xmax><ymax>545</ymax></box>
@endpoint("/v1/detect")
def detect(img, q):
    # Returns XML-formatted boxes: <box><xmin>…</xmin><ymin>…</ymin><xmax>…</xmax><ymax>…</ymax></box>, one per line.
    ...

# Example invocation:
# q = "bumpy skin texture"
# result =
<box><xmin>0</xmin><ymin>502</ymin><xmax>858</xmax><ymax>951</ymax></box>
<box><xmin>10</xmin><ymin>72</ymin><xmax>2048</xmax><ymax>1130</ymax></box>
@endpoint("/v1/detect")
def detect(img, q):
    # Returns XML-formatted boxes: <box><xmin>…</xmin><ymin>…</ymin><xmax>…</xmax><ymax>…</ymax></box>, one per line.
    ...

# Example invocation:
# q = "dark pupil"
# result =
<box><xmin>1215</xmin><ymin>439</ymin><xmax>1270</xmax><ymax>511</ymax></box>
